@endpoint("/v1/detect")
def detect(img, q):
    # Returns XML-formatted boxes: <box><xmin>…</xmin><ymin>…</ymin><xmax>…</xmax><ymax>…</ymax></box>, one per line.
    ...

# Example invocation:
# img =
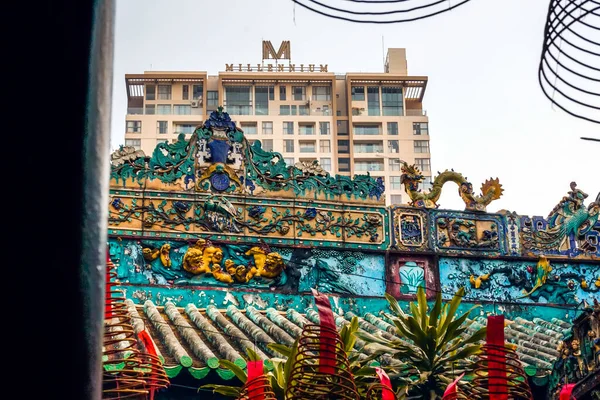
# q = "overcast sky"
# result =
<box><xmin>111</xmin><ymin>0</ymin><xmax>599</xmax><ymax>216</ymax></box>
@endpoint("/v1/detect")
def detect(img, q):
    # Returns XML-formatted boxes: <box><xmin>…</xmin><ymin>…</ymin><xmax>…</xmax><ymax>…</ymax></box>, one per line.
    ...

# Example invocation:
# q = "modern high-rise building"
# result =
<box><xmin>123</xmin><ymin>43</ymin><xmax>431</xmax><ymax>205</ymax></box>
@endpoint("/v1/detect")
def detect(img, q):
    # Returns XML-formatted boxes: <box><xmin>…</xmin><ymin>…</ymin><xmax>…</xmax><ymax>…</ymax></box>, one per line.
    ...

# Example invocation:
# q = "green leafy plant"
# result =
<box><xmin>355</xmin><ymin>286</ymin><xmax>487</xmax><ymax>400</ymax></box>
<box><xmin>199</xmin><ymin>342</ymin><xmax>298</xmax><ymax>399</ymax></box>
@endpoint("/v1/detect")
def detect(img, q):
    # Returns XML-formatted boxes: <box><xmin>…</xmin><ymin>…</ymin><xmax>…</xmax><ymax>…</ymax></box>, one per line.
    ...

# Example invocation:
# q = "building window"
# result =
<box><xmin>182</xmin><ymin>85</ymin><xmax>189</xmax><ymax>100</ymax></box>
<box><xmin>415</xmin><ymin>158</ymin><xmax>431</xmax><ymax>172</ymax></box>
<box><xmin>298</xmin><ymin>104</ymin><xmax>309</xmax><ymax>115</ymax></box>
<box><xmin>255</xmin><ymin>86</ymin><xmax>272</xmax><ymax>115</ymax></box>
<box><xmin>157</xmin><ymin>104</ymin><xmax>171</xmax><ymax>115</ymax></box>
<box><xmin>262</xmin><ymin>139</ymin><xmax>273</xmax><ymax>152</ymax></box>
<box><xmin>225</xmin><ymin>86</ymin><xmax>252</xmax><ymax>115</ymax></box>
<box><xmin>284</xmin><ymin>140</ymin><xmax>295</xmax><ymax>152</ymax></box>
<box><xmin>420</xmin><ymin>176</ymin><xmax>433</xmax><ymax>192</ymax></box>
<box><xmin>312</xmin><ymin>86</ymin><xmax>331</xmax><ymax>101</ymax></box>
<box><xmin>351</xmin><ymin>86</ymin><xmax>365</xmax><ymax>101</ymax></box>
<box><xmin>355</xmin><ymin>161</ymin><xmax>384</xmax><ymax>172</ymax></box>
<box><xmin>413</xmin><ymin>122</ymin><xmax>429</xmax><ymax>135</ymax></box>
<box><xmin>192</xmin><ymin>84</ymin><xmax>203</xmax><ymax>100</ymax></box>
<box><xmin>145</xmin><ymin>105</ymin><xmax>155</xmax><ymax>115</ymax></box>
<box><xmin>390</xmin><ymin>195</ymin><xmax>402</xmax><ymax>204</ymax></box>
<box><xmin>320</xmin><ymin>140</ymin><xmax>331</xmax><ymax>152</ymax></box>
<box><xmin>367</xmin><ymin>87</ymin><xmax>380</xmax><ymax>116</ymax></box>
<box><xmin>174</xmin><ymin>124</ymin><xmax>195</xmax><ymax>134</ymax></box>
<box><xmin>146</xmin><ymin>85</ymin><xmax>156</xmax><ymax>100</ymax></box>
<box><xmin>319</xmin><ymin>122</ymin><xmax>330</xmax><ymax>135</ymax></box>
<box><xmin>387</xmin><ymin>122</ymin><xmax>398</xmax><ymax>135</ymax></box>
<box><xmin>280</xmin><ymin>86</ymin><xmax>286</xmax><ymax>101</ymax></box>
<box><xmin>293</xmin><ymin>86</ymin><xmax>306</xmax><ymax>101</ymax></box>
<box><xmin>337</xmin><ymin>120</ymin><xmax>348</xmax><ymax>135</ymax></box>
<box><xmin>158</xmin><ymin>85</ymin><xmax>172</xmax><ymax>100</ymax></box>
<box><xmin>353</xmin><ymin>124</ymin><xmax>380</xmax><ymax>135</ymax></box>
<box><xmin>262</xmin><ymin>122</ymin><xmax>273</xmax><ymax>135</ymax></box>
<box><xmin>157</xmin><ymin>121</ymin><xmax>168</xmax><ymax>134</ymax></box>
<box><xmin>338</xmin><ymin>158</ymin><xmax>350</xmax><ymax>172</ymax></box>
<box><xmin>299</xmin><ymin>124</ymin><xmax>315</xmax><ymax>135</ymax></box>
<box><xmin>299</xmin><ymin>141</ymin><xmax>316</xmax><ymax>153</ymax></box>
<box><xmin>414</xmin><ymin>140</ymin><xmax>430</xmax><ymax>153</ymax></box>
<box><xmin>207</xmin><ymin>91</ymin><xmax>218</xmax><ymax>107</ymax></box>
<box><xmin>126</xmin><ymin>121</ymin><xmax>141</xmax><ymax>133</ymax></box>
<box><xmin>337</xmin><ymin>140</ymin><xmax>349</xmax><ymax>154</ymax></box>
<box><xmin>173</xmin><ymin>105</ymin><xmax>191</xmax><ymax>115</ymax></box>
<box><xmin>354</xmin><ymin>142</ymin><xmax>383</xmax><ymax>153</ymax></box>
<box><xmin>382</xmin><ymin>86</ymin><xmax>403</xmax><ymax>116</ymax></box>
<box><xmin>390</xmin><ymin>176</ymin><xmax>402</xmax><ymax>190</ymax></box>
<box><xmin>320</xmin><ymin>157</ymin><xmax>332</xmax><ymax>171</ymax></box>
<box><xmin>241</xmin><ymin>122</ymin><xmax>257</xmax><ymax>135</ymax></box>
<box><xmin>388</xmin><ymin>158</ymin><xmax>401</xmax><ymax>171</ymax></box>
<box><xmin>125</xmin><ymin>139</ymin><xmax>141</xmax><ymax>150</ymax></box>
<box><xmin>283</xmin><ymin>122</ymin><xmax>294</xmax><ymax>135</ymax></box>
<box><xmin>284</xmin><ymin>157</ymin><xmax>295</xmax><ymax>167</ymax></box>
<box><xmin>280</xmin><ymin>105</ymin><xmax>290</xmax><ymax>115</ymax></box>
<box><xmin>388</xmin><ymin>140</ymin><xmax>399</xmax><ymax>153</ymax></box>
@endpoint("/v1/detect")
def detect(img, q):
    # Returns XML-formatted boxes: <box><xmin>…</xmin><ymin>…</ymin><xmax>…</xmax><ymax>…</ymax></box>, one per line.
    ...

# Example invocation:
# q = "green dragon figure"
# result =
<box><xmin>522</xmin><ymin>182</ymin><xmax>600</xmax><ymax>253</ymax></box>
<box><xmin>399</xmin><ymin>161</ymin><xmax>504</xmax><ymax>212</ymax></box>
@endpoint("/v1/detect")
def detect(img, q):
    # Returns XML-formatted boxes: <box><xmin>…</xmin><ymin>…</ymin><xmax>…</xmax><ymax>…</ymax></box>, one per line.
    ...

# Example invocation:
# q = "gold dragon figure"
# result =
<box><xmin>399</xmin><ymin>161</ymin><xmax>504</xmax><ymax>212</ymax></box>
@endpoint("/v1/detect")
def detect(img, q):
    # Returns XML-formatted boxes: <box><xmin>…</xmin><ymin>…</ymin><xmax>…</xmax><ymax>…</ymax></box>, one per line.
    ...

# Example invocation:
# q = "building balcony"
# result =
<box><xmin>127</xmin><ymin>107</ymin><xmax>204</xmax><ymax>116</ymax></box>
<box><xmin>405</xmin><ymin>109</ymin><xmax>427</xmax><ymax>116</ymax></box>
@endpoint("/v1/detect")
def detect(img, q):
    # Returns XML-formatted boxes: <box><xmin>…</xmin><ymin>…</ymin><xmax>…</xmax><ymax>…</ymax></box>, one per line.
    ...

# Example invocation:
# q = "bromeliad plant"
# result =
<box><xmin>355</xmin><ymin>286</ymin><xmax>487</xmax><ymax>400</ymax></box>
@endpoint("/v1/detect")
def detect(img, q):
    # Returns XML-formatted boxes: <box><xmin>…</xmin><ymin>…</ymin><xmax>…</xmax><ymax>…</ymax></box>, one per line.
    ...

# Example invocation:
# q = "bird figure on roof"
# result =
<box><xmin>519</xmin><ymin>255</ymin><xmax>552</xmax><ymax>298</ymax></box>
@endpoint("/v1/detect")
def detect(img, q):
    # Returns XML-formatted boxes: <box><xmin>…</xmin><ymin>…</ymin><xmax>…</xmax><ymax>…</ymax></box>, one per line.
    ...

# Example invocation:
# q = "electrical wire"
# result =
<box><xmin>538</xmin><ymin>0</ymin><xmax>600</xmax><ymax>124</ymax></box>
<box><xmin>288</xmin><ymin>0</ymin><xmax>476</xmax><ymax>24</ymax></box>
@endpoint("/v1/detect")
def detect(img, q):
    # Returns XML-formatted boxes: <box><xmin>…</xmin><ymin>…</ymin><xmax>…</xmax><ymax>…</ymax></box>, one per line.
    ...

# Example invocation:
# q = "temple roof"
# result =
<box><xmin>125</xmin><ymin>299</ymin><xmax>571</xmax><ymax>383</ymax></box>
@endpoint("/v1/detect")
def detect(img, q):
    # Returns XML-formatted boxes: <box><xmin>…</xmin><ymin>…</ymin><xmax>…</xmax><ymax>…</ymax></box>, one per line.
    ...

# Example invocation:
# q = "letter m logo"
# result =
<box><xmin>262</xmin><ymin>41</ymin><xmax>291</xmax><ymax>60</ymax></box>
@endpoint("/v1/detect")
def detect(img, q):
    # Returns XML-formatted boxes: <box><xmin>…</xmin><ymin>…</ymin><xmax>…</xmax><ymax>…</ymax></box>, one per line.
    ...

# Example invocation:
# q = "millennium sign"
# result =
<box><xmin>225</xmin><ymin>40</ymin><xmax>328</xmax><ymax>73</ymax></box>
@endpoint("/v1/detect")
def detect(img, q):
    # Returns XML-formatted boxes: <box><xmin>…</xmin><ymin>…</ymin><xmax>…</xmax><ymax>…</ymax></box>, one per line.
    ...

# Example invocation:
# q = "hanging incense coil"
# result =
<box><xmin>237</xmin><ymin>376</ymin><xmax>278</xmax><ymax>400</ymax></box>
<box><xmin>137</xmin><ymin>352</ymin><xmax>170</xmax><ymax>394</ymax></box>
<box><xmin>468</xmin><ymin>343</ymin><xmax>533</xmax><ymax>400</ymax></box>
<box><xmin>286</xmin><ymin>324</ymin><xmax>360</xmax><ymax>400</ymax></box>
<box><xmin>102</xmin><ymin>258</ymin><xmax>148</xmax><ymax>399</ymax></box>
<box><xmin>365</xmin><ymin>382</ymin><xmax>397</xmax><ymax>400</ymax></box>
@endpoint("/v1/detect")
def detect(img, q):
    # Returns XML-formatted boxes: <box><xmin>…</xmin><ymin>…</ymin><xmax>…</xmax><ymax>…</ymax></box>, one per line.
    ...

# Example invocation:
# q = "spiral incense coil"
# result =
<box><xmin>286</xmin><ymin>324</ymin><xmax>360</xmax><ymax>400</ymax></box>
<box><xmin>138</xmin><ymin>352</ymin><xmax>170</xmax><ymax>394</ymax></box>
<box><xmin>103</xmin><ymin>259</ymin><xmax>148</xmax><ymax>399</ymax></box>
<box><xmin>469</xmin><ymin>343</ymin><xmax>533</xmax><ymax>400</ymax></box>
<box><xmin>365</xmin><ymin>382</ymin><xmax>396</xmax><ymax>400</ymax></box>
<box><xmin>237</xmin><ymin>376</ymin><xmax>278</xmax><ymax>400</ymax></box>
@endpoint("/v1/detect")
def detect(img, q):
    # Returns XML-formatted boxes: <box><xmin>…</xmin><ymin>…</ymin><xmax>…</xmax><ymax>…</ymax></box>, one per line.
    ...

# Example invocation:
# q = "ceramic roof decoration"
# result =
<box><xmin>106</xmin><ymin>109</ymin><xmax>600</xmax><ymax>400</ymax></box>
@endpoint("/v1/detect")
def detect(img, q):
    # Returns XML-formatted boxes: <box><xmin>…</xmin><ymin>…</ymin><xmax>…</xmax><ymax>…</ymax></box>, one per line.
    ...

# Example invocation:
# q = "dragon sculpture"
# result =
<box><xmin>399</xmin><ymin>161</ymin><xmax>504</xmax><ymax>212</ymax></box>
<box><xmin>522</xmin><ymin>182</ymin><xmax>600</xmax><ymax>253</ymax></box>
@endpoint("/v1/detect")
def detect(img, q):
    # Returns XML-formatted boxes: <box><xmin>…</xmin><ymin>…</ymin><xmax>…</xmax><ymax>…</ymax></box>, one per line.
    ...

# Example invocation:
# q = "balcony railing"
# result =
<box><xmin>405</xmin><ymin>109</ymin><xmax>427</xmax><ymax>116</ymax></box>
<box><xmin>353</xmin><ymin>147</ymin><xmax>384</xmax><ymax>153</ymax></box>
<box><xmin>127</xmin><ymin>107</ymin><xmax>204</xmax><ymax>116</ymax></box>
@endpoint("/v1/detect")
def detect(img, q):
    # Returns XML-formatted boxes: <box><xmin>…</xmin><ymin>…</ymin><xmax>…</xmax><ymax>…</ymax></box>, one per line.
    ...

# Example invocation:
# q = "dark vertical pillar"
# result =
<box><xmin>8</xmin><ymin>1</ymin><xmax>115</xmax><ymax>399</ymax></box>
<box><xmin>83</xmin><ymin>1</ymin><xmax>115</xmax><ymax>398</ymax></box>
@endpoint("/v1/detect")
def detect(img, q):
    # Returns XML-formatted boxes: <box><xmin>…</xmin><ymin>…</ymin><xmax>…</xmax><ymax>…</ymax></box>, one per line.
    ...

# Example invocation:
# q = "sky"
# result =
<box><xmin>111</xmin><ymin>0</ymin><xmax>599</xmax><ymax>217</ymax></box>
